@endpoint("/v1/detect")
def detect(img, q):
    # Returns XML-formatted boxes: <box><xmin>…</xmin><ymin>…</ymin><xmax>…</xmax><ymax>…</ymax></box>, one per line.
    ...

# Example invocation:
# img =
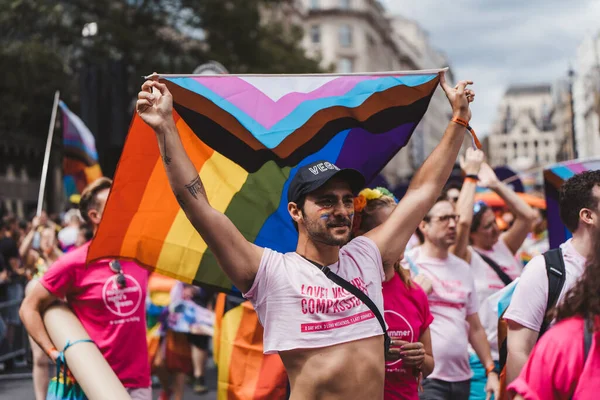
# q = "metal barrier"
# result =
<box><xmin>0</xmin><ymin>298</ymin><xmax>31</xmax><ymax>370</ymax></box>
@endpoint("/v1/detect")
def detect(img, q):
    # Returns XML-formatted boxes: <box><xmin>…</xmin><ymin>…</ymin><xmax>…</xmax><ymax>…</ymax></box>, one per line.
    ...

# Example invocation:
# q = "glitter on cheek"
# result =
<box><xmin>320</xmin><ymin>214</ymin><xmax>330</xmax><ymax>220</ymax></box>
<box><xmin>349</xmin><ymin>213</ymin><xmax>355</xmax><ymax>220</ymax></box>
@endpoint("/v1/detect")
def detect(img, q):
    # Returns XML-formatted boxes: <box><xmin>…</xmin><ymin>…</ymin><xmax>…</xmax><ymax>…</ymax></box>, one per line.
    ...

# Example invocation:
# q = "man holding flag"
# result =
<box><xmin>136</xmin><ymin>70</ymin><xmax>474</xmax><ymax>399</ymax></box>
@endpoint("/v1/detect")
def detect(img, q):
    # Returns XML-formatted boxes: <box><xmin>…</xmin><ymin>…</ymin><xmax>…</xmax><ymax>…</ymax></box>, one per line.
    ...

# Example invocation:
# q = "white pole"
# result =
<box><xmin>36</xmin><ymin>90</ymin><xmax>60</xmax><ymax>217</ymax></box>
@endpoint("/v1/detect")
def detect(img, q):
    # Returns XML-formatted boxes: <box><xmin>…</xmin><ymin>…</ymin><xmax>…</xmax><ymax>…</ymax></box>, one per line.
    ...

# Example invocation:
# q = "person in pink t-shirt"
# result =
<box><xmin>20</xmin><ymin>178</ymin><xmax>152</xmax><ymax>400</ymax></box>
<box><xmin>450</xmin><ymin>149</ymin><xmax>537</xmax><ymax>399</ymax></box>
<box><xmin>508</xmin><ymin>232</ymin><xmax>600</xmax><ymax>400</ymax></box>
<box><xmin>505</xmin><ymin>170</ymin><xmax>600</xmax><ymax>386</ymax></box>
<box><xmin>353</xmin><ymin>188</ymin><xmax>435</xmax><ymax>400</ymax></box>
<box><xmin>402</xmin><ymin>196</ymin><xmax>499</xmax><ymax>400</ymax></box>
<box><xmin>135</xmin><ymin>72</ymin><xmax>475</xmax><ymax>399</ymax></box>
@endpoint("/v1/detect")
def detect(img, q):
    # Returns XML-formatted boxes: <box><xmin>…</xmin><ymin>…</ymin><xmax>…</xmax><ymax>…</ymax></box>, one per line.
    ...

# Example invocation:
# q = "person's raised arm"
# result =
<box><xmin>137</xmin><ymin>78</ymin><xmax>263</xmax><ymax>293</ymax></box>
<box><xmin>365</xmin><ymin>71</ymin><xmax>475</xmax><ymax>267</ymax></box>
<box><xmin>450</xmin><ymin>148</ymin><xmax>484</xmax><ymax>263</ymax></box>
<box><xmin>19</xmin><ymin>216</ymin><xmax>40</xmax><ymax>259</ymax></box>
<box><xmin>477</xmin><ymin>163</ymin><xmax>537</xmax><ymax>255</ymax></box>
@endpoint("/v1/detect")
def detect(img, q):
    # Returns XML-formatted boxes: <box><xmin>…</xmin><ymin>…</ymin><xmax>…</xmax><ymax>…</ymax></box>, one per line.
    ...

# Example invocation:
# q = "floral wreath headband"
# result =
<box><xmin>354</xmin><ymin>187</ymin><xmax>399</xmax><ymax>213</ymax></box>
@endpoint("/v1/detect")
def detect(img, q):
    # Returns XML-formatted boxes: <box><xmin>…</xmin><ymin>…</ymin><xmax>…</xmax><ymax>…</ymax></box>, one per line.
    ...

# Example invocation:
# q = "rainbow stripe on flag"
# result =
<box><xmin>544</xmin><ymin>158</ymin><xmax>600</xmax><ymax>248</ymax></box>
<box><xmin>88</xmin><ymin>70</ymin><xmax>443</xmax><ymax>291</ymax></box>
<box><xmin>213</xmin><ymin>294</ymin><xmax>287</xmax><ymax>399</ymax></box>
<box><xmin>59</xmin><ymin>101</ymin><xmax>103</xmax><ymax>197</ymax></box>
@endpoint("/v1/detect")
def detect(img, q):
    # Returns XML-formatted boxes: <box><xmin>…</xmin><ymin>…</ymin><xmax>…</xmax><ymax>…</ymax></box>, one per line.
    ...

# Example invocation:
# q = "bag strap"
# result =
<box><xmin>583</xmin><ymin>317</ymin><xmax>593</xmax><ymax>362</ymax></box>
<box><xmin>539</xmin><ymin>248</ymin><xmax>566</xmax><ymax>337</ymax></box>
<box><xmin>569</xmin><ymin>318</ymin><xmax>594</xmax><ymax>400</ymax></box>
<box><xmin>302</xmin><ymin>256</ymin><xmax>390</xmax><ymax>353</ymax></box>
<box><xmin>475</xmin><ymin>251</ymin><xmax>513</xmax><ymax>286</ymax></box>
<box><xmin>54</xmin><ymin>339</ymin><xmax>95</xmax><ymax>395</ymax></box>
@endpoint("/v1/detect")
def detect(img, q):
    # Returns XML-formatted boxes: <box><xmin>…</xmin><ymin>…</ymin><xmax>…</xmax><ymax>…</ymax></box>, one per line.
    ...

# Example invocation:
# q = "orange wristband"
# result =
<box><xmin>464</xmin><ymin>177</ymin><xmax>477</xmax><ymax>184</ymax></box>
<box><xmin>451</xmin><ymin>117</ymin><xmax>482</xmax><ymax>149</ymax></box>
<box><xmin>47</xmin><ymin>346</ymin><xmax>57</xmax><ymax>356</ymax></box>
<box><xmin>451</xmin><ymin>116</ymin><xmax>470</xmax><ymax>128</ymax></box>
<box><xmin>485</xmin><ymin>364</ymin><xmax>496</xmax><ymax>377</ymax></box>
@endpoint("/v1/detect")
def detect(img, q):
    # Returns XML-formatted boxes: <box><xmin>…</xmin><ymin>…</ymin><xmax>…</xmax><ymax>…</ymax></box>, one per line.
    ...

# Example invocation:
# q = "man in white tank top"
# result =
<box><xmin>135</xmin><ymin>71</ymin><xmax>475</xmax><ymax>399</ymax></box>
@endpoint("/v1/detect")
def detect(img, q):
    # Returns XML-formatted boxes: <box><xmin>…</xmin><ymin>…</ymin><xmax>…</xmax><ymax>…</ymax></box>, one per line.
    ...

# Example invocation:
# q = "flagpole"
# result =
<box><xmin>37</xmin><ymin>90</ymin><xmax>60</xmax><ymax>217</ymax></box>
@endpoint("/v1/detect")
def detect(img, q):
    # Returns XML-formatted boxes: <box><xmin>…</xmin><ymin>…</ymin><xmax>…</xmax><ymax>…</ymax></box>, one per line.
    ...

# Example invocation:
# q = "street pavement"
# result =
<box><xmin>0</xmin><ymin>365</ymin><xmax>218</xmax><ymax>400</ymax></box>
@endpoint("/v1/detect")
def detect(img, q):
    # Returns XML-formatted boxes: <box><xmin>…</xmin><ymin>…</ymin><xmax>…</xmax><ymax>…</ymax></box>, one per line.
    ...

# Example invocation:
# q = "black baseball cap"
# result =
<box><xmin>287</xmin><ymin>160</ymin><xmax>366</xmax><ymax>204</ymax></box>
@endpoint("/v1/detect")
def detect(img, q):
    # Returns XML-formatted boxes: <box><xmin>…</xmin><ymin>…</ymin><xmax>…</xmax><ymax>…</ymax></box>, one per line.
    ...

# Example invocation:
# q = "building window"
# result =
<box><xmin>339</xmin><ymin>24</ymin><xmax>353</xmax><ymax>47</ymax></box>
<box><xmin>534</xmin><ymin>140</ymin><xmax>538</xmax><ymax>148</ymax></box>
<box><xmin>310</xmin><ymin>25</ymin><xmax>320</xmax><ymax>43</ymax></box>
<box><xmin>524</xmin><ymin>141</ymin><xmax>528</xmax><ymax>149</ymax></box>
<box><xmin>337</xmin><ymin>57</ymin><xmax>353</xmax><ymax>73</ymax></box>
<box><xmin>502</xmin><ymin>143</ymin><xmax>507</xmax><ymax>149</ymax></box>
<box><xmin>310</xmin><ymin>0</ymin><xmax>320</xmax><ymax>9</ymax></box>
<box><xmin>522</xmin><ymin>127</ymin><xmax>528</xmax><ymax>134</ymax></box>
<box><xmin>340</xmin><ymin>0</ymin><xmax>351</xmax><ymax>9</ymax></box>
<box><xmin>513</xmin><ymin>142</ymin><xmax>518</xmax><ymax>150</ymax></box>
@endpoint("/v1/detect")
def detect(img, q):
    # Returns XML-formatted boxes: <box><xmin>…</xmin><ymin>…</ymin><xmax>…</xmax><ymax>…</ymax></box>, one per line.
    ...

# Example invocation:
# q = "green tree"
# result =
<box><xmin>0</xmin><ymin>0</ymin><xmax>321</xmax><ymax>174</ymax></box>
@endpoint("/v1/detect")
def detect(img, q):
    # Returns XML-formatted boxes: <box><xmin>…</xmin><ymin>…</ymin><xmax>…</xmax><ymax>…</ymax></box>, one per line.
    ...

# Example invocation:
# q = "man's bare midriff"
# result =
<box><xmin>280</xmin><ymin>335</ymin><xmax>385</xmax><ymax>400</ymax></box>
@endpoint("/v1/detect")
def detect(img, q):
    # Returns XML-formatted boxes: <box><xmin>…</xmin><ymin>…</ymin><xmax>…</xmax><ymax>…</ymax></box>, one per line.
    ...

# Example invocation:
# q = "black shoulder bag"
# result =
<box><xmin>475</xmin><ymin>251</ymin><xmax>513</xmax><ymax>286</ymax></box>
<box><xmin>301</xmin><ymin>256</ymin><xmax>390</xmax><ymax>354</ymax></box>
<box><xmin>539</xmin><ymin>248</ymin><xmax>567</xmax><ymax>337</ymax></box>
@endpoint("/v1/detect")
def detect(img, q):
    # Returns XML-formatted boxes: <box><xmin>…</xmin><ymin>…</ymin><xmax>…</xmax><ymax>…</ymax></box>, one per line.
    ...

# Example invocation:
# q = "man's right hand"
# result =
<box><xmin>31</xmin><ymin>215</ymin><xmax>41</xmax><ymax>230</ymax></box>
<box><xmin>137</xmin><ymin>75</ymin><xmax>176</xmax><ymax>133</ymax></box>
<box><xmin>460</xmin><ymin>148</ymin><xmax>485</xmax><ymax>176</ymax></box>
<box><xmin>49</xmin><ymin>348</ymin><xmax>60</xmax><ymax>362</ymax></box>
<box><xmin>439</xmin><ymin>71</ymin><xmax>474</xmax><ymax>121</ymax></box>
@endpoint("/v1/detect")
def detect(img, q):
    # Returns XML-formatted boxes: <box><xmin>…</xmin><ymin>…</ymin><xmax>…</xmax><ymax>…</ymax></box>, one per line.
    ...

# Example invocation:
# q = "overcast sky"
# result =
<box><xmin>381</xmin><ymin>0</ymin><xmax>600</xmax><ymax>135</ymax></box>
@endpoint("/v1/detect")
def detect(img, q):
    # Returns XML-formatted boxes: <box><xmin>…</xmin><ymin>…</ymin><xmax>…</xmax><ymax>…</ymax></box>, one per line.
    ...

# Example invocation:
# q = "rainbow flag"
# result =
<box><xmin>213</xmin><ymin>294</ymin><xmax>287</xmax><ymax>399</ymax></box>
<box><xmin>544</xmin><ymin>158</ymin><xmax>600</xmax><ymax>248</ymax></box>
<box><xmin>88</xmin><ymin>70</ymin><xmax>443</xmax><ymax>291</ymax></box>
<box><xmin>59</xmin><ymin>101</ymin><xmax>103</xmax><ymax>197</ymax></box>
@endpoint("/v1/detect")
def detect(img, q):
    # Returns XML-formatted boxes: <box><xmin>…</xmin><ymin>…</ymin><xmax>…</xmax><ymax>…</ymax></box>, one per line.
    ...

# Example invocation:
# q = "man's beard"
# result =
<box><xmin>303</xmin><ymin>215</ymin><xmax>352</xmax><ymax>247</ymax></box>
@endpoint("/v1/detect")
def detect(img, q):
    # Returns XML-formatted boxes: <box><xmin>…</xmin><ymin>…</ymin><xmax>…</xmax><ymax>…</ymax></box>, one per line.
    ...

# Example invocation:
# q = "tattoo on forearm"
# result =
<box><xmin>175</xmin><ymin>192</ymin><xmax>185</xmax><ymax>209</ymax></box>
<box><xmin>184</xmin><ymin>176</ymin><xmax>205</xmax><ymax>199</ymax></box>
<box><xmin>162</xmin><ymin>134</ymin><xmax>172</xmax><ymax>165</ymax></box>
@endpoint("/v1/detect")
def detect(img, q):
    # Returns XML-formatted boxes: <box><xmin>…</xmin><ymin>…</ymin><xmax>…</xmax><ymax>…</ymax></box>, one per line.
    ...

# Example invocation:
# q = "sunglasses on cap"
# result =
<box><xmin>473</xmin><ymin>200</ymin><xmax>488</xmax><ymax>215</ymax></box>
<box><xmin>109</xmin><ymin>260</ymin><xmax>126</xmax><ymax>289</ymax></box>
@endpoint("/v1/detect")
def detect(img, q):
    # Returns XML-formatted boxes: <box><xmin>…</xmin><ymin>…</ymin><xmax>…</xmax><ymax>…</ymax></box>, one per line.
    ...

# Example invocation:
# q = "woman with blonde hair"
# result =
<box><xmin>354</xmin><ymin>187</ymin><xmax>434</xmax><ymax>400</ymax></box>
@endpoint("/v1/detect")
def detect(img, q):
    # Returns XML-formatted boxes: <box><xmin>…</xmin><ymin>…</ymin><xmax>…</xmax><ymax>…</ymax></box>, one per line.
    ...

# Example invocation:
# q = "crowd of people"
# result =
<box><xmin>0</xmin><ymin>207</ymin><xmax>91</xmax><ymax>378</ymax></box>
<box><xmin>0</xmin><ymin>71</ymin><xmax>597</xmax><ymax>400</ymax></box>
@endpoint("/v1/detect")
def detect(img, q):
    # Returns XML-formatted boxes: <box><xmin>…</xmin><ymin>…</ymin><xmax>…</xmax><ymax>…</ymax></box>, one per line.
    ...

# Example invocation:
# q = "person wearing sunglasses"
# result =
<box><xmin>403</xmin><ymin>196</ymin><xmax>499</xmax><ymax>400</ymax></box>
<box><xmin>20</xmin><ymin>178</ymin><xmax>153</xmax><ymax>400</ymax></box>
<box><xmin>449</xmin><ymin>148</ymin><xmax>538</xmax><ymax>400</ymax></box>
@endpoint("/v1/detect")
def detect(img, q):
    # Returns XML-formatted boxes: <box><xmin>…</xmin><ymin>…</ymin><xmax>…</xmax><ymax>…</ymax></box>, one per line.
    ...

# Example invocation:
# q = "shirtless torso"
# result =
<box><xmin>282</xmin><ymin>335</ymin><xmax>385</xmax><ymax>400</ymax></box>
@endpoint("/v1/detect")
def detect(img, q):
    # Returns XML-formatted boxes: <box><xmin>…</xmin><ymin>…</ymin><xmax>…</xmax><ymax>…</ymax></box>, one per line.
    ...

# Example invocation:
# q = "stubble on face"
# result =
<box><xmin>302</xmin><ymin>213</ymin><xmax>352</xmax><ymax>247</ymax></box>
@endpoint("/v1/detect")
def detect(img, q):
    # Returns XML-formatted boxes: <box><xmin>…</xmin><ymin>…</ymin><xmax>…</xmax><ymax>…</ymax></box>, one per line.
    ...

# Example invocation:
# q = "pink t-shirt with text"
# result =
<box><xmin>508</xmin><ymin>316</ymin><xmax>600</xmax><ymax>400</ymax></box>
<box><xmin>41</xmin><ymin>242</ymin><xmax>150</xmax><ymax>388</ymax></box>
<box><xmin>504</xmin><ymin>239</ymin><xmax>586</xmax><ymax>332</ymax></box>
<box><xmin>469</xmin><ymin>239</ymin><xmax>523</xmax><ymax>359</ymax></box>
<box><xmin>244</xmin><ymin>236</ymin><xmax>385</xmax><ymax>353</ymax></box>
<box><xmin>403</xmin><ymin>247</ymin><xmax>478</xmax><ymax>382</ymax></box>
<box><xmin>383</xmin><ymin>271</ymin><xmax>433</xmax><ymax>400</ymax></box>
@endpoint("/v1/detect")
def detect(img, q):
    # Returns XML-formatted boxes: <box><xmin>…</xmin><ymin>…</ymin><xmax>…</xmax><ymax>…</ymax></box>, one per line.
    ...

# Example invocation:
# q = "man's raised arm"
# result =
<box><xmin>137</xmin><ymin>78</ymin><xmax>263</xmax><ymax>293</ymax></box>
<box><xmin>365</xmin><ymin>71</ymin><xmax>475</xmax><ymax>267</ymax></box>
